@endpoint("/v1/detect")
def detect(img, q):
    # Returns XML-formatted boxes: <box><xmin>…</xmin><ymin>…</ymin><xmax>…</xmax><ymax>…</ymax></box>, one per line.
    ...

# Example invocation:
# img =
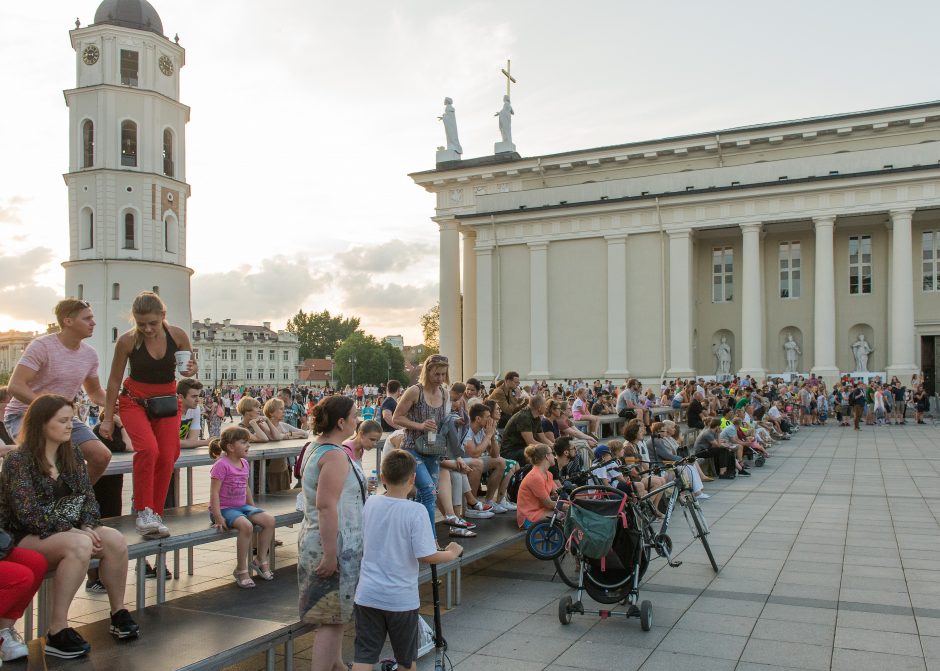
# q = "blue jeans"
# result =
<box><xmin>406</xmin><ymin>449</ymin><xmax>440</xmax><ymax>535</ymax></box>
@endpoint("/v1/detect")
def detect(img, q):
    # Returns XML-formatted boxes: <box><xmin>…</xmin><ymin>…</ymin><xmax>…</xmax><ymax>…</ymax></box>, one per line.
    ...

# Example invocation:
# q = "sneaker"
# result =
<box><xmin>696</xmin><ymin>493</ymin><xmax>711</xmax><ymax>500</ymax></box>
<box><xmin>144</xmin><ymin>563</ymin><xmax>172</xmax><ymax>581</ymax></box>
<box><xmin>109</xmin><ymin>609</ymin><xmax>140</xmax><ymax>639</ymax></box>
<box><xmin>738</xmin><ymin>469</ymin><xmax>752</xmax><ymax>477</ymax></box>
<box><xmin>0</xmin><ymin>627</ymin><xmax>28</xmax><ymax>661</ymax></box>
<box><xmin>45</xmin><ymin>627</ymin><xmax>91</xmax><ymax>659</ymax></box>
<box><xmin>469</xmin><ymin>501</ymin><xmax>493</xmax><ymax>513</ymax></box>
<box><xmin>151</xmin><ymin>512</ymin><xmax>170</xmax><ymax>538</ymax></box>
<box><xmin>486</xmin><ymin>500</ymin><xmax>509</xmax><ymax>514</ymax></box>
<box><xmin>84</xmin><ymin>579</ymin><xmax>107</xmax><ymax>593</ymax></box>
<box><xmin>464</xmin><ymin>508</ymin><xmax>495</xmax><ymax>519</ymax></box>
<box><xmin>499</xmin><ymin>500</ymin><xmax>517</xmax><ymax>511</ymax></box>
<box><xmin>135</xmin><ymin>507</ymin><xmax>160</xmax><ymax>536</ymax></box>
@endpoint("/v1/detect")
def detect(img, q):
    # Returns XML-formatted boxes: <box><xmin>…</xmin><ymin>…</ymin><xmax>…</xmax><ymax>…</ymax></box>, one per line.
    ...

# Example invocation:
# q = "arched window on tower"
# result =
<box><xmin>163</xmin><ymin>128</ymin><xmax>174</xmax><ymax>177</ymax></box>
<box><xmin>164</xmin><ymin>213</ymin><xmax>178</xmax><ymax>254</ymax></box>
<box><xmin>80</xmin><ymin>208</ymin><xmax>94</xmax><ymax>249</ymax></box>
<box><xmin>123</xmin><ymin>212</ymin><xmax>136</xmax><ymax>249</ymax></box>
<box><xmin>82</xmin><ymin>120</ymin><xmax>94</xmax><ymax>168</ymax></box>
<box><xmin>121</xmin><ymin>120</ymin><xmax>137</xmax><ymax>167</ymax></box>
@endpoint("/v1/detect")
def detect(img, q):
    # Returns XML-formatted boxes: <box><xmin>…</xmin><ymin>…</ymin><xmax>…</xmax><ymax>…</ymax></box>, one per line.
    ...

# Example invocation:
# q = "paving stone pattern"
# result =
<box><xmin>65</xmin><ymin>421</ymin><xmax>940</xmax><ymax>670</ymax></box>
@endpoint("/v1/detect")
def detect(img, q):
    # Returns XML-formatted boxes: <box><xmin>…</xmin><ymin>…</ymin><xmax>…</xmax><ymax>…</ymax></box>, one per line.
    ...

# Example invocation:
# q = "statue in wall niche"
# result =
<box><xmin>713</xmin><ymin>336</ymin><xmax>732</xmax><ymax>376</ymax></box>
<box><xmin>783</xmin><ymin>333</ymin><xmax>802</xmax><ymax>373</ymax></box>
<box><xmin>439</xmin><ymin>97</ymin><xmax>462</xmax><ymax>155</ymax></box>
<box><xmin>852</xmin><ymin>334</ymin><xmax>874</xmax><ymax>372</ymax></box>
<box><xmin>495</xmin><ymin>95</ymin><xmax>514</xmax><ymax>144</ymax></box>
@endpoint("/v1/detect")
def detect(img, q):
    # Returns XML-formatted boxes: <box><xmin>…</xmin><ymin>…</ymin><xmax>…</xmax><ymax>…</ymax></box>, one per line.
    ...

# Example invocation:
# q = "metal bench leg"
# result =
<box><xmin>266</xmin><ymin>647</ymin><xmax>276</xmax><ymax>671</ymax></box>
<box><xmin>38</xmin><ymin>578</ymin><xmax>52</xmax><ymax>636</ymax></box>
<box><xmin>136</xmin><ymin>557</ymin><xmax>146</xmax><ymax>610</ymax></box>
<box><xmin>156</xmin><ymin>552</ymin><xmax>167</xmax><ymax>603</ymax></box>
<box><xmin>23</xmin><ymin>594</ymin><xmax>33</xmax><ymax>641</ymax></box>
<box><xmin>260</xmin><ymin>459</ymin><xmax>268</xmax><ymax>495</ymax></box>
<box><xmin>271</xmin><ymin>530</ymin><xmax>277</xmax><ymax>568</ymax></box>
<box><xmin>173</xmin><ymin>549</ymin><xmax>180</xmax><ymax>579</ymax></box>
<box><xmin>188</xmin><ymin>547</ymin><xmax>194</xmax><ymax>576</ymax></box>
<box><xmin>445</xmin><ymin>572</ymin><xmax>452</xmax><ymax>609</ymax></box>
<box><xmin>455</xmin><ymin>565</ymin><xmax>462</xmax><ymax>606</ymax></box>
<box><xmin>285</xmin><ymin>638</ymin><xmax>294</xmax><ymax>671</ymax></box>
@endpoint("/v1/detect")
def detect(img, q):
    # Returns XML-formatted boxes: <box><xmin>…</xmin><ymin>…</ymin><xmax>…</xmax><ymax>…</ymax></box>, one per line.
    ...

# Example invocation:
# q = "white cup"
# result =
<box><xmin>427</xmin><ymin>431</ymin><xmax>437</xmax><ymax>444</ymax></box>
<box><xmin>174</xmin><ymin>350</ymin><xmax>192</xmax><ymax>374</ymax></box>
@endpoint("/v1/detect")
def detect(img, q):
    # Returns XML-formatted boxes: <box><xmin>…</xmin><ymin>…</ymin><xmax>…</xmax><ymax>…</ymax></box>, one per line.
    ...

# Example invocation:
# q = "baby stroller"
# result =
<box><xmin>557</xmin><ymin>485</ymin><xmax>653</xmax><ymax>630</ymax></box>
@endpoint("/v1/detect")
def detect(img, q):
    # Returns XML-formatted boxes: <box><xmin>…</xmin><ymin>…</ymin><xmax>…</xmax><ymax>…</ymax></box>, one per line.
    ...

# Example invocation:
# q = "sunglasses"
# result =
<box><xmin>427</xmin><ymin>355</ymin><xmax>449</xmax><ymax>364</ymax></box>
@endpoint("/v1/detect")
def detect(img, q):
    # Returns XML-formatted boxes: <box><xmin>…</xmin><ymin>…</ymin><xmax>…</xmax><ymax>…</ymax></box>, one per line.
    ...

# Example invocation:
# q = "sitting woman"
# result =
<box><xmin>516</xmin><ymin>444</ymin><xmax>556</xmax><ymax>529</ymax></box>
<box><xmin>649</xmin><ymin>422</ymin><xmax>708</xmax><ymax>500</ymax></box>
<box><xmin>0</xmin><ymin>540</ymin><xmax>47</xmax><ymax>662</ymax></box>
<box><xmin>558</xmin><ymin>402</ymin><xmax>598</xmax><ymax>448</ymax></box>
<box><xmin>570</xmin><ymin>387</ymin><xmax>601</xmax><ymax>437</ymax></box>
<box><xmin>0</xmin><ymin>394</ymin><xmax>138</xmax><ymax>660</ymax></box>
<box><xmin>258</xmin><ymin>398</ymin><xmax>307</xmax><ymax>493</ymax></box>
<box><xmin>237</xmin><ymin>396</ymin><xmax>272</xmax><ymax>443</ymax></box>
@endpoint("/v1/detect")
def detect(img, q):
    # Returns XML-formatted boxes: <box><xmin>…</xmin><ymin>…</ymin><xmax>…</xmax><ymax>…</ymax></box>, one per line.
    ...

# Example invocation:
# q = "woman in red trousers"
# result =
<box><xmin>0</xmin><ymin>545</ymin><xmax>47</xmax><ymax>662</ymax></box>
<box><xmin>100</xmin><ymin>292</ymin><xmax>196</xmax><ymax>538</ymax></box>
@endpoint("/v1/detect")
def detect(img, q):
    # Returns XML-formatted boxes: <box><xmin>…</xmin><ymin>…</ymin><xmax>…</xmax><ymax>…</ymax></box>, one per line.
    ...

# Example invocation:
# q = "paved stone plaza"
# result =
<box><xmin>64</xmin><ymin>421</ymin><xmax>940</xmax><ymax>670</ymax></box>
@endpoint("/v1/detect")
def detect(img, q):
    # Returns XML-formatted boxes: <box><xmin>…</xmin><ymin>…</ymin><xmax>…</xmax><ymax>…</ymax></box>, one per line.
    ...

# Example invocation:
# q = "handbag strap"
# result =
<box><xmin>303</xmin><ymin>442</ymin><xmax>366</xmax><ymax>504</ymax></box>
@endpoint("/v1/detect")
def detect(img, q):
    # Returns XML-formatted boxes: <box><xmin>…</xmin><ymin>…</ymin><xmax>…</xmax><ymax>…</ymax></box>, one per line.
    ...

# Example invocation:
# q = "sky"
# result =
<box><xmin>2</xmin><ymin>0</ymin><xmax>939</xmax><ymax>343</ymax></box>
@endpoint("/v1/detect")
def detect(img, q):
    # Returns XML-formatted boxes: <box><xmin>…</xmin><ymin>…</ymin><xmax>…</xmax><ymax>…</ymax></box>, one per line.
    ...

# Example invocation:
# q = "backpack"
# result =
<box><xmin>506</xmin><ymin>463</ymin><xmax>533</xmax><ymax>503</ymax></box>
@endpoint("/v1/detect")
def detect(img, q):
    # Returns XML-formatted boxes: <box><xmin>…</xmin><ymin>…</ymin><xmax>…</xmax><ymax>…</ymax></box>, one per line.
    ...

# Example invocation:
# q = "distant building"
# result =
<box><xmin>191</xmin><ymin>319</ymin><xmax>300</xmax><ymax>387</ymax></box>
<box><xmin>0</xmin><ymin>331</ymin><xmax>38</xmax><ymax>375</ymax></box>
<box><xmin>297</xmin><ymin>358</ymin><xmax>335</xmax><ymax>387</ymax></box>
<box><xmin>383</xmin><ymin>335</ymin><xmax>405</xmax><ymax>350</ymax></box>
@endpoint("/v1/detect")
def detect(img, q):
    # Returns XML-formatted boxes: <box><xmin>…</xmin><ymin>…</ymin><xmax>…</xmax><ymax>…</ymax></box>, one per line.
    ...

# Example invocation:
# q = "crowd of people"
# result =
<box><xmin>0</xmin><ymin>294</ymin><xmax>935</xmax><ymax>668</ymax></box>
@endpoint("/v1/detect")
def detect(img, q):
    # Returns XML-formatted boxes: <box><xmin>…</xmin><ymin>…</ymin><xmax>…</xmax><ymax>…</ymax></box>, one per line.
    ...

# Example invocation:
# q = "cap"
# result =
<box><xmin>593</xmin><ymin>444</ymin><xmax>610</xmax><ymax>459</ymax></box>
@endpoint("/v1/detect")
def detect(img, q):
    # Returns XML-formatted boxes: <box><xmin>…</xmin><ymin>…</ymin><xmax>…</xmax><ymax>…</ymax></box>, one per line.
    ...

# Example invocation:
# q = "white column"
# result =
<box><xmin>739</xmin><ymin>223</ymin><xmax>767</xmax><ymax>379</ymax></box>
<box><xmin>887</xmin><ymin>208</ymin><xmax>919</xmax><ymax>380</ymax></box>
<box><xmin>605</xmin><ymin>234</ymin><xmax>630</xmax><ymax>377</ymax></box>
<box><xmin>461</xmin><ymin>228</ymin><xmax>477</xmax><ymax>380</ymax></box>
<box><xmin>474</xmin><ymin>242</ymin><xmax>496</xmax><ymax>380</ymax></box>
<box><xmin>528</xmin><ymin>241</ymin><xmax>551</xmax><ymax>378</ymax></box>
<box><xmin>667</xmin><ymin>228</ymin><xmax>696</xmax><ymax>378</ymax></box>
<box><xmin>811</xmin><ymin>215</ymin><xmax>839</xmax><ymax>381</ymax></box>
<box><xmin>438</xmin><ymin>219</ymin><xmax>463</xmax><ymax>380</ymax></box>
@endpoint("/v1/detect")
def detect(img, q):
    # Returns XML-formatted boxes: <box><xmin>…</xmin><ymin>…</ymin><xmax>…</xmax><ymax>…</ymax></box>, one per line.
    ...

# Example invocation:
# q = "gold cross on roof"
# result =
<box><xmin>501</xmin><ymin>59</ymin><xmax>517</xmax><ymax>97</ymax></box>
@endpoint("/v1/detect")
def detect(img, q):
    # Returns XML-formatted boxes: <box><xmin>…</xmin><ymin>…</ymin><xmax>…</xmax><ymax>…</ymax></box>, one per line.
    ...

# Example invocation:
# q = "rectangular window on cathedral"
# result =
<box><xmin>712</xmin><ymin>246</ymin><xmax>733</xmax><ymax>303</ymax></box>
<box><xmin>120</xmin><ymin>50</ymin><xmax>139</xmax><ymax>86</ymax></box>
<box><xmin>924</xmin><ymin>231</ymin><xmax>939</xmax><ymax>292</ymax></box>
<box><xmin>779</xmin><ymin>241</ymin><xmax>801</xmax><ymax>298</ymax></box>
<box><xmin>849</xmin><ymin>235</ymin><xmax>872</xmax><ymax>295</ymax></box>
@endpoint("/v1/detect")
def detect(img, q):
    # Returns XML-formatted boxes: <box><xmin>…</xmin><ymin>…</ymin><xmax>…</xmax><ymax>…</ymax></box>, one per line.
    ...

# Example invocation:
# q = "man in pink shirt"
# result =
<box><xmin>4</xmin><ymin>299</ymin><xmax>111</xmax><ymax>482</ymax></box>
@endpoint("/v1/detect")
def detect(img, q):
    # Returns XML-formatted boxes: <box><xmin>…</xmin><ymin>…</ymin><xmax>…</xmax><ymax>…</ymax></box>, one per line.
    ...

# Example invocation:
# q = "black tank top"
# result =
<box><xmin>128</xmin><ymin>325</ymin><xmax>178</xmax><ymax>384</ymax></box>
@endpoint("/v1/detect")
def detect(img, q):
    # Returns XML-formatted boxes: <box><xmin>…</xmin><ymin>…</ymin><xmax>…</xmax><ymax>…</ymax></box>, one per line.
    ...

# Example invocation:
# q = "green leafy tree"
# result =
<box><xmin>0</xmin><ymin>370</ymin><xmax>10</xmax><ymax>385</ymax></box>
<box><xmin>333</xmin><ymin>332</ymin><xmax>408</xmax><ymax>387</ymax></box>
<box><xmin>420</xmin><ymin>303</ymin><xmax>439</xmax><ymax>351</ymax></box>
<box><xmin>287</xmin><ymin>309</ymin><xmax>361</xmax><ymax>359</ymax></box>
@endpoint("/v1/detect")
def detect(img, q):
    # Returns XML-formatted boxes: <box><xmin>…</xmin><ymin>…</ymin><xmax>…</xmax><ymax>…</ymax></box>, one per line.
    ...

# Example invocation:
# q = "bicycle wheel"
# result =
<box><xmin>686</xmin><ymin>500</ymin><xmax>718</xmax><ymax>572</ymax></box>
<box><xmin>552</xmin><ymin>550</ymin><xmax>581</xmax><ymax>588</ymax></box>
<box><xmin>526</xmin><ymin>520</ymin><xmax>566</xmax><ymax>560</ymax></box>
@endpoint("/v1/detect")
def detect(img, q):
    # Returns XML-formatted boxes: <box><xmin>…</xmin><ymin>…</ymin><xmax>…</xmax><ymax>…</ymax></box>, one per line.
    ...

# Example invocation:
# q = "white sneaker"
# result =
<box><xmin>696</xmin><ymin>493</ymin><xmax>711</xmax><ymax>500</ymax></box>
<box><xmin>485</xmin><ymin>500</ymin><xmax>508</xmax><ymax>514</ymax></box>
<box><xmin>464</xmin><ymin>508</ymin><xmax>495</xmax><ymax>519</ymax></box>
<box><xmin>0</xmin><ymin>626</ymin><xmax>28</xmax><ymax>661</ymax></box>
<box><xmin>135</xmin><ymin>508</ymin><xmax>160</xmax><ymax>536</ymax></box>
<box><xmin>152</xmin><ymin>512</ymin><xmax>170</xmax><ymax>538</ymax></box>
<box><xmin>499</xmin><ymin>500</ymin><xmax>517</xmax><ymax>511</ymax></box>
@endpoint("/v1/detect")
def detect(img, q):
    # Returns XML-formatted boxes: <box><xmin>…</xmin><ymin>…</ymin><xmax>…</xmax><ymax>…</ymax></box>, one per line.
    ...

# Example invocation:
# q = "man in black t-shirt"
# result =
<box><xmin>849</xmin><ymin>383</ymin><xmax>867</xmax><ymax>431</ymax></box>
<box><xmin>500</xmin><ymin>395</ymin><xmax>552</xmax><ymax>463</ymax></box>
<box><xmin>380</xmin><ymin>380</ymin><xmax>402</xmax><ymax>431</ymax></box>
<box><xmin>686</xmin><ymin>391</ymin><xmax>705</xmax><ymax>430</ymax></box>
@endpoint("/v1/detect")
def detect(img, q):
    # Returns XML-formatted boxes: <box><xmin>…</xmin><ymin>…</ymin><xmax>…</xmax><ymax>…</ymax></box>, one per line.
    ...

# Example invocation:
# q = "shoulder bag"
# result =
<box><xmin>412</xmin><ymin>386</ymin><xmax>448</xmax><ymax>457</ymax></box>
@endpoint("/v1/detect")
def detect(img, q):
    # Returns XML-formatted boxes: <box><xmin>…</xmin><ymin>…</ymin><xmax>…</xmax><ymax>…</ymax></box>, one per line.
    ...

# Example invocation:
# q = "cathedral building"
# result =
<box><xmin>63</xmin><ymin>0</ymin><xmax>192</xmax><ymax>379</ymax></box>
<box><xmin>412</xmin><ymin>101</ymin><xmax>940</xmax><ymax>392</ymax></box>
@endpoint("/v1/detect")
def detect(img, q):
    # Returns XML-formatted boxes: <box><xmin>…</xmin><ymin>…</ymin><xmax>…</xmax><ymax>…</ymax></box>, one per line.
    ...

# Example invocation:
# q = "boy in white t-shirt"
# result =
<box><xmin>352</xmin><ymin>450</ymin><xmax>462</xmax><ymax>671</ymax></box>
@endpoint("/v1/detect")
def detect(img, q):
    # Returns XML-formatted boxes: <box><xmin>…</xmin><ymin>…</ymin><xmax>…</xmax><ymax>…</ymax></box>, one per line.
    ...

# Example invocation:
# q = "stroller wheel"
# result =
<box><xmin>526</xmin><ymin>520</ymin><xmax>566</xmax><ymax>560</ymax></box>
<box><xmin>558</xmin><ymin>596</ymin><xmax>573</xmax><ymax>625</ymax></box>
<box><xmin>640</xmin><ymin>600</ymin><xmax>653</xmax><ymax>631</ymax></box>
<box><xmin>755</xmin><ymin>455</ymin><xmax>766</xmax><ymax>467</ymax></box>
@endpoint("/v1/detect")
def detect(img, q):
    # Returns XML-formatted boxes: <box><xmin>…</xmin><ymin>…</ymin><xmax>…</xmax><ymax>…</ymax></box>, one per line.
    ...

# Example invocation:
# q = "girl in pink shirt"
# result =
<box><xmin>209</xmin><ymin>426</ymin><xmax>276</xmax><ymax>589</ymax></box>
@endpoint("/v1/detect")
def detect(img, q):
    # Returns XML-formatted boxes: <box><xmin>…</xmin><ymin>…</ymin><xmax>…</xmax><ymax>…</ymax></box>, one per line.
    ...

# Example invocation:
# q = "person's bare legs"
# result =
<box><xmin>466</xmin><ymin>459</ymin><xmax>484</xmax><ymax>499</ymax></box>
<box><xmin>484</xmin><ymin>459</ymin><xmax>504</xmax><ymax>504</ymax></box>
<box><xmin>436</xmin><ymin>467</ymin><xmax>457</xmax><ymax>518</ymax></box>
<box><xmin>311</xmin><ymin>623</ymin><xmax>346</xmax><ymax>671</ymax></box>
<box><xmin>19</xmin><ymin>532</ymin><xmax>92</xmax><ymax>634</ymax></box>
<box><xmin>250</xmin><ymin>512</ymin><xmax>276</xmax><ymax>568</ymax></box>
<box><xmin>79</xmin><ymin>439</ymin><xmax>112</xmax><ymax>484</ymax></box>
<box><xmin>232</xmin><ymin>516</ymin><xmax>254</xmax><ymax>573</ymax></box>
<box><xmin>95</xmin><ymin>526</ymin><xmax>130</xmax><ymax>613</ymax></box>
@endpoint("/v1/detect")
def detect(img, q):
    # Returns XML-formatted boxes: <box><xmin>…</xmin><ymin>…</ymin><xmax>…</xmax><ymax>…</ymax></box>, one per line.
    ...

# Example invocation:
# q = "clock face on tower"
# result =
<box><xmin>159</xmin><ymin>55</ymin><xmax>174</xmax><ymax>76</ymax></box>
<box><xmin>82</xmin><ymin>45</ymin><xmax>99</xmax><ymax>65</ymax></box>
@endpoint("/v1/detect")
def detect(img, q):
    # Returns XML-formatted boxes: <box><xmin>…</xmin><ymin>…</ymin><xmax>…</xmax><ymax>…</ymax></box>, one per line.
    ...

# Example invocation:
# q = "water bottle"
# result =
<box><xmin>368</xmin><ymin>469</ymin><xmax>378</xmax><ymax>495</ymax></box>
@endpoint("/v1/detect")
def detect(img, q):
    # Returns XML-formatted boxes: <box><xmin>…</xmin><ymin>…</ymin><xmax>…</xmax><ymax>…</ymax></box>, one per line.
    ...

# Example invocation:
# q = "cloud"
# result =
<box><xmin>341</xmin><ymin>272</ymin><xmax>438</xmax><ymax>312</ymax></box>
<box><xmin>335</xmin><ymin>239</ymin><xmax>436</xmax><ymax>274</ymax></box>
<box><xmin>0</xmin><ymin>196</ymin><xmax>26</xmax><ymax>227</ymax></box>
<box><xmin>191</xmin><ymin>256</ymin><xmax>323</xmax><ymax>323</ymax></box>
<box><xmin>0</xmin><ymin>244</ymin><xmax>61</xmax><ymax>323</ymax></box>
<box><xmin>0</xmin><ymin>246</ymin><xmax>55</xmax><ymax>289</ymax></box>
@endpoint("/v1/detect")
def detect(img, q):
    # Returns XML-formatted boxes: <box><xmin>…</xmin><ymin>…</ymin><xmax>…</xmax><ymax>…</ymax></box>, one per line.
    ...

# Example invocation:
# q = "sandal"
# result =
<box><xmin>251</xmin><ymin>560</ymin><xmax>275</xmax><ymax>581</ymax></box>
<box><xmin>444</xmin><ymin>516</ymin><xmax>475</xmax><ymax>529</ymax></box>
<box><xmin>233</xmin><ymin>569</ymin><xmax>256</xmax><ymax>589</ymax></box>
<box><xmin>449</xmin><ymin>527</ymin><xmax>477</xmax><ymax>538</ymax></box>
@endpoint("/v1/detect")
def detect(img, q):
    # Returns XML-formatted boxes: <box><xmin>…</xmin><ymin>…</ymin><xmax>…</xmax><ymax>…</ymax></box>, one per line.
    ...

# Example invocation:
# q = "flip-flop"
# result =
<box><xmin>449</xmin><ymin>527</ymin><xmax>477</xmax><ymax>538</ymax></box>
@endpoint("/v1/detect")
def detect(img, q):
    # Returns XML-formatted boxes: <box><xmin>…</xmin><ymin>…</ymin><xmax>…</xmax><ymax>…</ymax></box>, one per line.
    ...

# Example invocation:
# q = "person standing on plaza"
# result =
<box><xmin>380</xmin><ymin>380</ymin><xmax>403</xmax><ymax>432</ymax></box>
<box><xmin>392</xmin><ymin>354</ymin><xmax>451</xmax><ymax>530</ymax></box>
<box><xmin>4</xmin><ymin>299</ymin><xmax>111</xmax><ymax>482</ymax></box>
<box><xmin>849</xmin><ymin>382</ymin><xmax>867</xmax><ymax>431</ymax></box>
<box><xmin>100</xmin><ymin>292</ymin><xmax>196</xmax><ymax>539</ymax></box>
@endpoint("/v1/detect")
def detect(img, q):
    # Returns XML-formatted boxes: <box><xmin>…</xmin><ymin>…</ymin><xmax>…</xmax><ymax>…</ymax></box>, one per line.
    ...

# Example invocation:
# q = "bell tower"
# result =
<box><xmin>63</xmin><ymin>0</ymin><xmax>193</xmax><ymax>379</ymax></box>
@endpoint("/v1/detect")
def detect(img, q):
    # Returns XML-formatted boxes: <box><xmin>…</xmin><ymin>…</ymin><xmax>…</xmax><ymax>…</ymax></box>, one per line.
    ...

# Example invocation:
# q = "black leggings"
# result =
<box><xmin>697</xmin><ymin>447</ymin><xmax>735</xmax><ymax>475</ymax></box>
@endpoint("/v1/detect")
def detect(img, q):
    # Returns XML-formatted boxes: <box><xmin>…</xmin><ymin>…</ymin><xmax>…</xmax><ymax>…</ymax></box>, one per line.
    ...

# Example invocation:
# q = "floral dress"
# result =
<box><xmin>297</xmin><ymin>442</ymin><xmax>364</xmax><ymax>625</ymax></box>
<box><xmin>208</xmin><ymin>401</ymin><xmax>222</xmax><ymax>438</ymax></box>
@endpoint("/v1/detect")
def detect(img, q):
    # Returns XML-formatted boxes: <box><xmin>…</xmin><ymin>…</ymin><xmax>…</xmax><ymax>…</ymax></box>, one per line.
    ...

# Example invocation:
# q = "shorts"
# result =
<box><xmin>504</xmin><ymin>458</ymin><xmax>519</xmax><ymax>475</ymax></box>
<box><xmin>4</xmin><ymin>414</ymin><xmax>96</xmax><ymax>448</ymax></box>
<box><xmin>210</xmin><ymin>504</ymin><xmax>265</xmax><ymax>527</ymax></box>
<box><xmin>353</xmin><ymin>603</ymin><xmax>419</xmax><ymax>666</ymax></box>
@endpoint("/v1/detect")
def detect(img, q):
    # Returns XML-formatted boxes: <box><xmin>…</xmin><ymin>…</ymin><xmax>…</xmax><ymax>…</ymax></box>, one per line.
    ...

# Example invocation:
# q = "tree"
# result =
<box><xmin>287</xmin><ymin>309</ymin><xmax>360</xmax><ymax>359</ymax></box>
<box><xmin>333</xmin><ymin>332</ymin><xmax>408</xmax><ymax>387</ymax></box>
<box><xmin>0</xmin><ymin>370</ymin><xmax>9</xmax><ymax>385</ymax></box>
<box><xmin>420</xmin><ymin>303</ymin><xmax>439</xmax><ymax>350</ymax></box>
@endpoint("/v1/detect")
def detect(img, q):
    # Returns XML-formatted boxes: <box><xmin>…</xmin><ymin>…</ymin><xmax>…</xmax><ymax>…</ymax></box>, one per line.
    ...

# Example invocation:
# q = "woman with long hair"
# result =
<box><xmin>392</xmin><ymin>354</ymin><xmax>450</xmax><ymax>530</ymax></box>
<box><xmin>298</xmin><ymin>395</ymin><xmax>364</xmax><ymax>671</ymax></box>
<box><xmin>0</xmin><ymin>394</ymin><xmax>138</xmax><ymax>659</ymax></box>
<box><xmin>100</xmin><ymin>291</ymin><xmax>196</xmax><ymax>538</ymax></box>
